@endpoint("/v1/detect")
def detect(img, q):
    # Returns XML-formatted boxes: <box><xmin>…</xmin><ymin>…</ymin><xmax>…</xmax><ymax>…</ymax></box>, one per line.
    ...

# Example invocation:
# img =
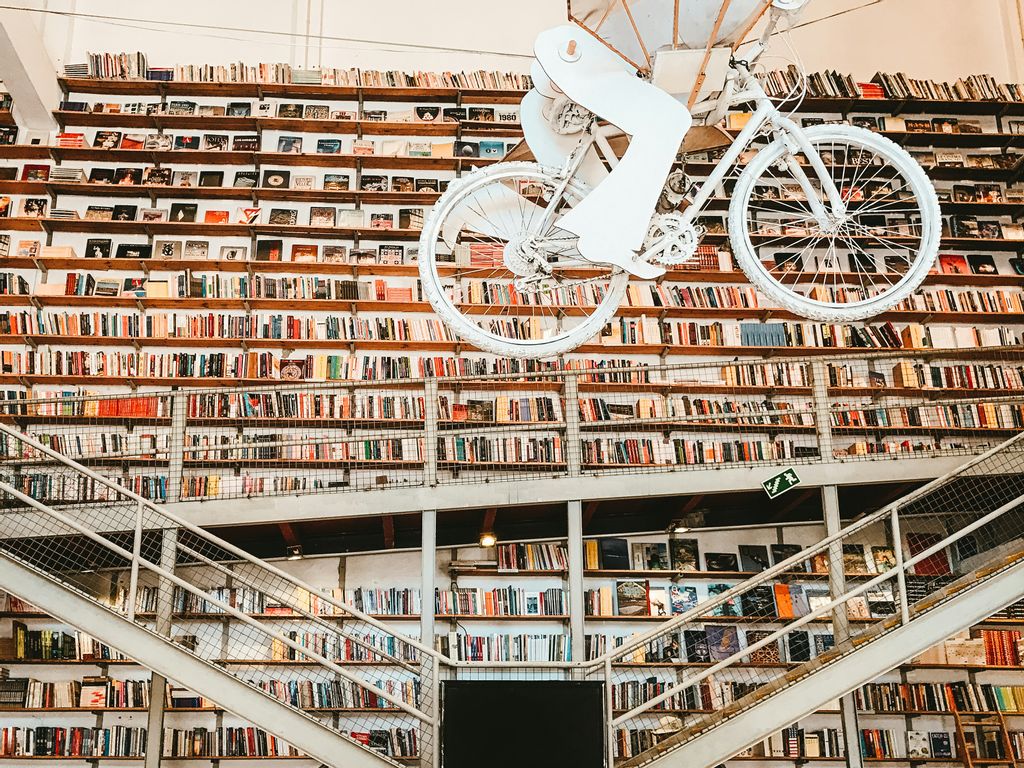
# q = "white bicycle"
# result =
<box><xmin>418</xmin><ymin>3</ymin><xmax>941</xmax><ymax>358</ymax></box>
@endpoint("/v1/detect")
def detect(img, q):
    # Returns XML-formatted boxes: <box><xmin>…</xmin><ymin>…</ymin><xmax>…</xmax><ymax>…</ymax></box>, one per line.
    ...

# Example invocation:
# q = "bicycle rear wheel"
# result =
<box><xmin>418</xmin><ymin>161</ymin><xmax>629</xmax><ymax>358</ymax></box>
<box><xmin>729</xmin><ymin>124</ymin><xmax>941</xmax><ymax>321</ymax></box>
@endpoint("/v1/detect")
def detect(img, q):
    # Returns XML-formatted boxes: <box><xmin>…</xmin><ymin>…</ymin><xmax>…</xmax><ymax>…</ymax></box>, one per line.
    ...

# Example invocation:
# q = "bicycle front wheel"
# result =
<box><xmin>418</xmin><ymin>161</ymin><xmax>628</xmax><ymax>358</ymax></box>
<box><xmin>729</xmin><ymin>124</ymin><xmax>941</xmax><ymax>322</ymax></box>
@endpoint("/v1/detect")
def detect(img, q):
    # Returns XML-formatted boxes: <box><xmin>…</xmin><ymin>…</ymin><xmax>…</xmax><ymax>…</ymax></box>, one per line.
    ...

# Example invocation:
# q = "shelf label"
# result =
<box><xmin>763</xmin><ymin>468</ymin><xmax>801</xmax><ymax>499</ymax></box>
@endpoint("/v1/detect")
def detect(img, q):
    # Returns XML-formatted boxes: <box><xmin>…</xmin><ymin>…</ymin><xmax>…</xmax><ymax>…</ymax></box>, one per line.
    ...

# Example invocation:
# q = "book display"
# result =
<box><xmin>0</xmin><ymin>57</ymin><xmax>1022</xmax><ymax>504</ymax></box>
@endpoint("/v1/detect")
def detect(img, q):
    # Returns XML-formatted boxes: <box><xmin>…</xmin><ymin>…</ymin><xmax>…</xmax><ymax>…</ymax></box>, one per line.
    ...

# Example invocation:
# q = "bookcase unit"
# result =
<box><xmin>2</xmin><ymin>68</ymin><xmax>1024</xmax><ymax>501</ymax></box>
<box><xmin>0</xmin><ymin>519</ymin><xmax>1021</xmax><ymax>766</ymax></box>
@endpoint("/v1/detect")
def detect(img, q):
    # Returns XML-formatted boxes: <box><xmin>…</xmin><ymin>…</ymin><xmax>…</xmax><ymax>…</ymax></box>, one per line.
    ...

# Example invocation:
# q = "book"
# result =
<box><xmin>787</xmin><ymin>632</ymin><xmax>811</xmax><ymax>662</ymax></box>
<box><xmin>705</xmin><ymin>552</ymin><xmax>739</xmax><ymax>572</ymax></box>
<box><xmin>630</xmin><ymin>542</ymin><xmax>669</xmax><ymax>570</ymax></box>
<box><xmin>907</xmin><ymin>731</ymin><xmax>931</xmax><ymax>758</ymax></box>
<box><xmin>599</xmin><ymin>538</ymin><xmax>630</xmax><ymax>570</ymax></box>
<box><xmin>929</xmin><ymin>733</ymin><xmax>952</xmax><ymax>759</ymax></box>
<box><xmin>669</xmin><ymin>538</ymin><xmax>699</xmax><ymax>571</ymax></box>
<box><xmin>738</xmin><ymin>545</ymin><xmax>770</xmax><ymax>572</ymax></box>
<box><xmin>871</xmin><ymin>547</ymin><xmax>897</xmax><ymax>573</ymax></box>
<box><xmin>842</xmin><ymin>544</ymin><xmax>869</xmax><ymax>574</ymax></box>
<box><xmin>648</xmin><ymin>589</ymin><xmax>670</xmax><ymax>617</ymax></box>
<box><xmin>670</xmin><ymin>585</ymin><xmax>697</xmax><ymax>614</ymax></box>
<box><xmin>707</xmin><ymin>583</ymin><xmax>740</xmax><ymax>617</ymax></box>
<box><xmin>769</xmin><ymin>544</ymin><xmax>806</xmax><ymax>571</ymax></box>
<box><xmin>744</xmin><ymin>630</ymin><xmax>781</xmax><ymax>664</ymax></box>
<box><xmin>615</xmin><ymin>580</ymin><xmax>649</xmax><ymax>616</ymax></box>
<box><xmin>705</xmin><ymin>624</ymin><xmax>741</xmax><ymax>661</ymax></box>
<box><xmin>683</xmin><ymin>629</ymin><xmax>711</xmax><ymax>662</ymax></box>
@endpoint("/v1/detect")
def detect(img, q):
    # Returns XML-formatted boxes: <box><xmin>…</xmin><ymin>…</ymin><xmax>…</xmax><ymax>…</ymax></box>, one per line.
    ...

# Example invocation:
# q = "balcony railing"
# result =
<box><xmin>0</xmin><ymin>346</ymin><xmax>1021</xmax><ymax>504</ymax></box>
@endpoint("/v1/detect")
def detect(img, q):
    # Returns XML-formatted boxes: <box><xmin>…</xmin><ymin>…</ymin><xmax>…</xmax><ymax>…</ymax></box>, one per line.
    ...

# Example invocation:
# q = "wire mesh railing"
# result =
<box><xmin>593</xmin><ymin>431</ymin><xmax>1024</xmax><ymax>767</ymax></box>
<box><xmin>0</xmin><ymin>426</ymin><xmax>442</xmax><ymax>767</ymax></box>
<box><xmin>0</xmin><ymin>346</ymin><xmax>1022</xmax><ymax>505</ymax></box>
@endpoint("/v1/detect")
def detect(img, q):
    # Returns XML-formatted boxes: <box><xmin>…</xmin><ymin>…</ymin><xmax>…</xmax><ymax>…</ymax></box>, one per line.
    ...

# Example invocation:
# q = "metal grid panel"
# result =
<box><xmin>0</xmin><ymin>347</ymin><xmax>1021</xmax><ymax>503</ymax></box>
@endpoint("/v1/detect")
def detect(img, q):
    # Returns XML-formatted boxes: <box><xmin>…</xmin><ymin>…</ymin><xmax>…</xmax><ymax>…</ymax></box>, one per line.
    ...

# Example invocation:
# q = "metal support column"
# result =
<box><xmin>423</xmin><ymin>379</ymin><xmax>439</xmax><ymax>486</ymax></box>
<box><xmin>145</xmin><ymin>527</ymin><xmax>177</xmax><ymax>768</ymax></box>
<box><xmin>822</xmin><ymin>484</ymin><xmax>862</xmax><ymax>768</ymax></box>
<box><xmin>564</xmin><ymin>374</ymin><xmax>583</xmax><ymax>477</ymax></box>
<box><xmin>166</xmin><ymin>391</ymin><xmax>187</xmax><ymax>503</ymax></box>
<box><xmin>567</xmin><ymin>499</ymin><xmax>586</xmax><ymax>669</ymax></box>
<box><xmin>810</xmin><ymin>360</ymin><xmax>834</xmax><ymax>461</ymax></box>
<box><xmin>420</xmin><ymin>508</ymin><xmax>440</xmax><ymax>768</ymax></box>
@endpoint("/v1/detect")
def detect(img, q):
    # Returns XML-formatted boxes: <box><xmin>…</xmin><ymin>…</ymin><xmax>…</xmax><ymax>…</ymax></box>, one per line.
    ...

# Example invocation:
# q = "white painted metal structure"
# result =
<box><xmin>419</xmin><ymin>0</ymin><xmax>943</xmax><ymax>357</ymax></box>
<box><xmin>0</xmin><ymin>422</ymin><xmax>1021</xmax><ymax>768</ymax></box>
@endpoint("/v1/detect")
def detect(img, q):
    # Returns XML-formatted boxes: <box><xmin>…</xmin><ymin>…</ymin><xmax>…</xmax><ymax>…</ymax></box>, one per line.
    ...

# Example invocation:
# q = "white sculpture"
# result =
<box><xmin>419</xmin><ymin>0</ymin><xmax>942</xmax><ymax>358</ymax></box>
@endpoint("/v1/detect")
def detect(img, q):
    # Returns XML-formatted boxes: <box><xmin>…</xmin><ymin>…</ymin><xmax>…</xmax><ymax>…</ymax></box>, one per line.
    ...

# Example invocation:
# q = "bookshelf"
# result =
<box><xmin>1</xmin><ymin>521</ymin><xmax>1021</xmax><ymax>766</ymax></box>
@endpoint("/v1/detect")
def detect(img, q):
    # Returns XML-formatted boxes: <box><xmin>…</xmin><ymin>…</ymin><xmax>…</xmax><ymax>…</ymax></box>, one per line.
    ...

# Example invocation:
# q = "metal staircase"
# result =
<box><xmin>0</xmin><ymin>423</ymin><xmax>443</xmax><ymax>768</ymax></box>
<box><xmin>595</xmin><ymin>432</ymin><xmax>1024</xmax><ymax>768</ymax></box>
<box><xmin>1</xmin><ymin>419</ymin><xmax>1023</xmax><ymax>768</ymax></box>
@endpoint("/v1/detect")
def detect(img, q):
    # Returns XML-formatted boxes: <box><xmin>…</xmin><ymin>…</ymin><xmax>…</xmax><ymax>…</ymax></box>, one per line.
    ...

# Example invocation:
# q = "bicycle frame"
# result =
<box><xmin>556</xmin><ymin>57</ymin><xmax>847</xmax><ymax>268</ymax></box>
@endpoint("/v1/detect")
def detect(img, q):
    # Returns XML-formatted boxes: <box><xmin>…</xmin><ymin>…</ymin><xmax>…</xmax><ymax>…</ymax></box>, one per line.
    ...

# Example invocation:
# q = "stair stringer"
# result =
<box><xmin>638</xmin><ymin>556</ymin><xmax>1024</xmax><ymax>768</ymax></box>
<box><xmin>0</xmin><ymin>553</ymin><xmax>398</xmax><ymax>768</ymax></box>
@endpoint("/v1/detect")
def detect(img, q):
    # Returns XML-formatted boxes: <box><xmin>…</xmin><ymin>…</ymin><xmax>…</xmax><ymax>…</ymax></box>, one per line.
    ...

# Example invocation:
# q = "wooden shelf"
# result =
<box><xmin>0</xmin><ymin>181</ymin><xmax>440</xmax><ymax>206</ymax></box>
<box><xmin>0</xmin><ymin>146</ymin><xmax>498</xmax><ymax>170</ymax></box>
<box><xmin>58</xmin><ymin>76</ymin><xmax>526</xmax><ymax>104</ymax></box>
<box><xmin>3</xmin><ymin>254</ymin><xmax>1024</xmax><ymax>291</ymax></box>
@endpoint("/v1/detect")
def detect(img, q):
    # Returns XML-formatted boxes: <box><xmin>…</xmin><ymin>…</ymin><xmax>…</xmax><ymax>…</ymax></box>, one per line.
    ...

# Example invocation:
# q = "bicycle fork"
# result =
<box><xmin>770</xmin><ymin>113</ymin><xmax>849</xmax><ymax>231</ymax></box>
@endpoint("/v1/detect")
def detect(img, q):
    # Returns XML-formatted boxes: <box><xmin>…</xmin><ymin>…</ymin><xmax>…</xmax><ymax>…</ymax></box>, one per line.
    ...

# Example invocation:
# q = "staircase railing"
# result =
<box><xmin>589</xmin><ymin>431</ymin><xmax>1024</xmax><ymax>766</ymax></box>
<box><xmin>0</xmin><ymin>422</ymin><xmax>447</xmax><ymax>767</ymax></box>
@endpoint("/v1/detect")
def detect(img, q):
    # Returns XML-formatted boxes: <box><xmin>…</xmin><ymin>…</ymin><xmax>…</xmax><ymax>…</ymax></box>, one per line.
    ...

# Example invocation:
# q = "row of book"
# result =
<box><xmin>254</xmin><ymin>677</ymin><xmax>419</xmax><ymax>710</ymax></box>
<box><xmin>62</xmin><ymin>99</ymin><xmax>518</xmax><ymax>124</ymax></box>
<box><xmin>0</xmin><ymin>726</ymin><xmax>145</xmax><ymax>757</ymax></box>
<box><xmin>186</xmin><ymin>392</ymin><xmax>426</xmax><ymax>421</ymax></box>
<box><xmin>434</xmin><ymin>587</ymin><xmax>566</xmax><ymax>617</ymax></box>
<box><xmin>179</xmin><ymin>474</ymin><xmax>320</xmax><ymax>500</ymax></box>
<box><xmin>581</xmin><ymin>436</ymin><xmax>816</xmax><ymax>468</ymax></box>
<box><xmin>436</xmin><ymin>436</ymin><xmax>562</xmax><ymax>465</ymax></box>
<box><xmin>68</xmin><ymin>52</ymin><xmax>530</xmax><ymax>91</ymax></box>
<box><xmin>267</xmin><ymin>632</ymin><xmax>419</xmax><ymax>663</ymax></box>
<box><xmin>829</xmin><ymin>402</ymin><xmax>1024</xmax><ymax>431</ymax></box>
<box><xmin>8</xmin><ymin>677</ymin><xmax>150</xmax><ymax>709</ymax></box>
<box><xmin>5</xmin><ymin>357</ymin><xmax>1021</xmax><ymax>423</ymax></box>
<box><xmin>11</xmin><ymin>311</ymin><xmax>1024</xmax><ymax>358</ymax></box>
<box><xmin>8</xmin><ymin>472</ymin><xmax>168</xmax><ymax>502</ymax></box>
<box><xmin>760</xmin><ymin>67</ymin><xmax>1022</xmax><ymax>103</ymax></box>
<box><xmin>168</xmin><ymin>724</ymin><xmax>416</xmax><ymax>759</ymax></box>
<box><xmin>435</xmin><ymin>632</ymin><xmax>571</xmax><ymax>662</ymax></box>
<box><xmin>0</xmin><ymin>311</ymin><xmax>453</xmax><ymax>347</ymax></box>
<box><xmin>161</xmin><ymin>727</ymin><xmax>294</xmax><ymax>758</ymax></box>
<box><xmin>47</xmin><ymin>130</ymin><xmax>512</xmax><ymax>160</ymax></box>
<box><xmin>855</xmin><ymin>680</ymin><xmax>1024</xmax><ymax>714</ymax></box>
<box><xmin>186</xmin><ymin>434</ymin><xmax>422</xmax><ymax>463</ymax></box>
<box><xmin>11</xmin><ymin>432</ymin><xmax>165</xmax><ymax>461</ymax></box>
<box><xmin>578</xmin><ymin>397</ymin><xmax>811</xmax><ymax>427</ymax></box>
<box><xmin>8</xmin><ymin>623</ymin><xmax>127</xmax><ymax>661</ymax></box>
<box><xmin>496</xmin><ymin>542</ymin><xmax>569</xmax><ymax>573</ymax></box>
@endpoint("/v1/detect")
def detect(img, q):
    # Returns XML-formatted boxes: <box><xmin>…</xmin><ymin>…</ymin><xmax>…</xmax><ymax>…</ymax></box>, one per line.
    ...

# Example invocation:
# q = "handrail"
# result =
<box><xmin>610</xmin><ymin>489</ymin><xmax>1024</xmax><ymax>722</ymax></box>
<box><xmin>0</xmin><ymin>421</ymin><xmax>445</xmax><ymax>663</ymax></box>
<box><xmin>581</xmin><ymin>430</ymin><xmax>1024</xmax><ymax>668</ymax></box>
<box><xmin>7</xmin><ymin>391</ymin><xmax>1021</xmax><ymax>466</ymax></box>
<box><xmin>0</xmin><ymin>478</ymin><xmax>432</xmax><ymax>723</ymax></box>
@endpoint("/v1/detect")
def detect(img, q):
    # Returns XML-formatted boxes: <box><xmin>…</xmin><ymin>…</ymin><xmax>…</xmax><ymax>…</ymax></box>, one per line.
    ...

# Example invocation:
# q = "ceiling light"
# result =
<box><xmin>479</xmin><ymin>533</ymin><xmax>497</xmax><ymax>548</ymax></box>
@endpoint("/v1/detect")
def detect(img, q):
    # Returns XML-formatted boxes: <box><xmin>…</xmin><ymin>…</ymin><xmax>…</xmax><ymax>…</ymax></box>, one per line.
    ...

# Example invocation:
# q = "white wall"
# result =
<box><xmin>5</xmin><ymin>0</ymin><xmax>1023</xmax><ymax>83</ymax></box>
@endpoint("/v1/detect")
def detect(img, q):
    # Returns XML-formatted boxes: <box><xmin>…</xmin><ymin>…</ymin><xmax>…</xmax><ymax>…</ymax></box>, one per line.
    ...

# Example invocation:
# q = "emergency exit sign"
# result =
<box><xmin>763</xmin><ymin>468</ymin><xmax>801</xmax><ymax>499</ymax></box>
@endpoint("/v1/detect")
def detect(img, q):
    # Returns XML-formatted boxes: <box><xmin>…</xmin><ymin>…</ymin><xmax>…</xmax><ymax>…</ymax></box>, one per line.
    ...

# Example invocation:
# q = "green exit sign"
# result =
<box><xmin>763</xmin><ymin>468</ymin><xmax>801</xmax><ymax>499</ymax></box>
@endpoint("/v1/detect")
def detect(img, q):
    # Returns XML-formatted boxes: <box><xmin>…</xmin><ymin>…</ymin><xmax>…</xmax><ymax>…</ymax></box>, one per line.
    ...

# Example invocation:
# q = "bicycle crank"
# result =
<box><xmin>644</xmin><ymin>214</ymin><xmax>706</xmax><ymax>267</ymax></box>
